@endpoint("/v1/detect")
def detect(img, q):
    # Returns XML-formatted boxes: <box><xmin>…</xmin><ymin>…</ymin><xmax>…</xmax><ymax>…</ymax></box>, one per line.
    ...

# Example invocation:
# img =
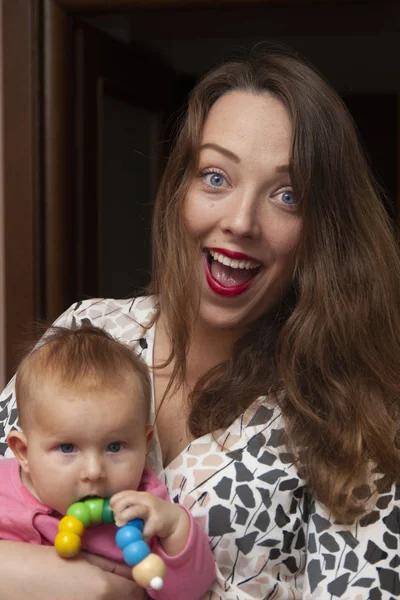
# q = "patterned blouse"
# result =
<box><xmin>0</xmin><ymin>297</ymin><xmax>399</xmax><ymax>599</ymax></box>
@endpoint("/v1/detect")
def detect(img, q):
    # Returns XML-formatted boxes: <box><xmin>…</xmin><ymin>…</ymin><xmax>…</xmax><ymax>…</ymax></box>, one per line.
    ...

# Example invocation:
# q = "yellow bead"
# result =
<box><xmin>54</xmin><ymin>531</ymin><xmax>82</xmax><ymax>558</ymax></box>
<box><xmin>58</xmin><ymin>515</ymin><xmax>85</xmax><ymax>537</ymax></box>
<box><xmin>132</xmin><ymin>553</ymin><xmax>166</xmax><ymax>590</ymax></box>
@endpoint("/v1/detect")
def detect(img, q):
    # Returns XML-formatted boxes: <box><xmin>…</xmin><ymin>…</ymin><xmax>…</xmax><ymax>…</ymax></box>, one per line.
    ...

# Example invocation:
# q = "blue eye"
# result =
<box><xmin>59</xmin><ymin>443</ymin><xmax>75</xmax><ymax>454</ymax></box>
<box><xmin>108</xmin><ymin>442</ymin><xmax>124</xmax><ymax>453</ymax></box>
<box><xmin>281</xmin><ymin>191</ymin><xmax>296</xmax><ymax>205</ymax></box>
<box><xmin>204</xmin><ymin>172</ymin><xmax>225</xmax><ymax>188</ymax></box>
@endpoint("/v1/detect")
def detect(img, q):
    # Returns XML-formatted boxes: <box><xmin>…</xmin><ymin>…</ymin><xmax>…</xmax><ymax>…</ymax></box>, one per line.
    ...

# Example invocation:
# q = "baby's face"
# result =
<box><xmin>21</xmin><ymin>378</ymin><xmax>151</xmax><ymax>516</ymax></box>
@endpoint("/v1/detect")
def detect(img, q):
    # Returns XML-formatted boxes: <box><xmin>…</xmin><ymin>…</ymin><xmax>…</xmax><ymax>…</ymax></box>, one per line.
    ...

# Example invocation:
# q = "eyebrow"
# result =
<box><xmin>199</xmin><ymin>143</ymin><xmax>291</xmax><ymax>174</ymax></box>
<box><xmin>199</xmin><ymin>143</ymin><xmax>240</xmax><ymax>163</ymax></box>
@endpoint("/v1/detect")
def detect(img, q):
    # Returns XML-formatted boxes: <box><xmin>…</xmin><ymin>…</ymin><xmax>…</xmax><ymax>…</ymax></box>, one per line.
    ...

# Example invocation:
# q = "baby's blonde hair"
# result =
<box><xmin>15</xmin><ymin>325</ymin><xmax>151</xmax><ymax>430</ymax></box>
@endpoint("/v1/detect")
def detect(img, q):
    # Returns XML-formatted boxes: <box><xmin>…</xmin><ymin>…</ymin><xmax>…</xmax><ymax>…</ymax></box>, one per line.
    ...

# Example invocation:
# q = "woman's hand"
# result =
<box><xmin>81</xmin><ymin>549</ymin><xmax>134</xmax><ymax>579</ymax></box>
<box><xmin>0</xmin><ymin>541</ymin><xmax>146</xmax><ymax>600</ymax></box>
<box><xmin>111</xmin><ymin>490</ymin><xmax>190</xmax><ymax>556</ymax></box>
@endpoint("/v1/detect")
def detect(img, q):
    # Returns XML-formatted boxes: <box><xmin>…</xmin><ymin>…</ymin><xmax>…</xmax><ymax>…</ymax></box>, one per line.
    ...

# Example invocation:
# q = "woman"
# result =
<box><xmin>1</xmin><ymin>44</ymin><xmax>400</xmax><ymax>599</ymax></box>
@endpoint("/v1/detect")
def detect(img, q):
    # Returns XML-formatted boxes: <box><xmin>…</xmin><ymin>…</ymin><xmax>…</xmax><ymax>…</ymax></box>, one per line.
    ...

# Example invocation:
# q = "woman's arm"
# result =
<box><xmin>0</xmin><ymin>541</ymin><xmax>146</xmax><ymax>600</ymax></box>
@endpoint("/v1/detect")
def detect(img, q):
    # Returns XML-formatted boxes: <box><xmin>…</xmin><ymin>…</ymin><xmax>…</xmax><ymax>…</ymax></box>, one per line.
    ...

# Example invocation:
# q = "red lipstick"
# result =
<box><xmin>203</xmin><ymin>254</ymin><xmax>260</xmax><ymax>298</ymax></box>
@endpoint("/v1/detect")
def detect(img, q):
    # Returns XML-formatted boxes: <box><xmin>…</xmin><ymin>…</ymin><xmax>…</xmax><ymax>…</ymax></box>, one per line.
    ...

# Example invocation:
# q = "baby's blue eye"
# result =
<box><xmin>108</xmin><ymin>442</ymin><xmax>123</xmax><ymax>453</ymax></box>
<box><xmin>59</xmin><ymin>443</ymin><xmax>75</xmax><ymax>454</ymax></box>
<box><xmin>206</xmin><ymin>173</ymin><xmax>225</xmax><ymax>188</ymax></box>
<box><xmin>281</xmin><ymin>191</ymin><xmax>296</xmax><ymax>205</ymax></box>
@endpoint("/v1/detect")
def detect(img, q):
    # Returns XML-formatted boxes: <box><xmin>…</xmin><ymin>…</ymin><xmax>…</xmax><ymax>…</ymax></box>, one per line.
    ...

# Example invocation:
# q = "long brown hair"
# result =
<box><xmin>149</xmin><ymin>44</ymin><xmax>400</xmax><ymax>521</ymax></box>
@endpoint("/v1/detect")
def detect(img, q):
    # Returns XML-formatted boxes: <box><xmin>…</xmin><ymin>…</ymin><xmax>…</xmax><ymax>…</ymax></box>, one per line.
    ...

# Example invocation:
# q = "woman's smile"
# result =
<box><xmin>203</xmin><ymin>248</ymin><xmax>263</xmax><ymax>297</ymax></box>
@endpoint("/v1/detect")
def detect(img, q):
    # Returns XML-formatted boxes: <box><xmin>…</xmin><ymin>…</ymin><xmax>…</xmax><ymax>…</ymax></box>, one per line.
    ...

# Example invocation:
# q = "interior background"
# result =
<box><xmin>0</xmin><ymin>0</ymin><xmax>398</xmax><ymax>383</ymax></box>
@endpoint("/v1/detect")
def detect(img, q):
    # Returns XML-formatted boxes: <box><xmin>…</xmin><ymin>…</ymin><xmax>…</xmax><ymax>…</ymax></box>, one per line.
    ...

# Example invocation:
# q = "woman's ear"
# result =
<box><xmin>7</xmin><ymin>431</ymin><xmax>30</xmax><ymax>473</ymax></box>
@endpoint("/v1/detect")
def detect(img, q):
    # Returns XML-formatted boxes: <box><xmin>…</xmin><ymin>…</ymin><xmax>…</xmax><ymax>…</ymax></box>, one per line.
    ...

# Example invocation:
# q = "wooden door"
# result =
<box><xmin>74</xmin><ymin>24</ymin><xmax>175</xmax><ymax>300</ymax></box>
<box><xmin>42</xmin><ymin>5</ymin><xmax>178</xmax><ymax>321</ymax></box>
<box><xmin>1</xmin><ymin>0</ymin><xmax>179</xmax><ymax>378</ymax></box>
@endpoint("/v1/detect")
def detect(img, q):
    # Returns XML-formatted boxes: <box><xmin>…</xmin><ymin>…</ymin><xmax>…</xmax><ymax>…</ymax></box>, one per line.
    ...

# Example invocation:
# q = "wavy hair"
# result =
<box><xmin>149</xmin><ymin>44</ymin><xmax>400</xmax><ymax>521</ymax></box>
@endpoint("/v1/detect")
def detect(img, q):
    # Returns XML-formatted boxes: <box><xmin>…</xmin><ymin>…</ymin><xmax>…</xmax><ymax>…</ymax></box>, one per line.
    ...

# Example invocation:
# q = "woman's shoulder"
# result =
<box><xmin>56</xmin><ymin>296</ymin><xmax>158</xmax><ymax>324</ymax></box>
<box><xmin>54</xmin><ymin>296</ymin><xmax>158</xmax><ymax>344</ymax></box>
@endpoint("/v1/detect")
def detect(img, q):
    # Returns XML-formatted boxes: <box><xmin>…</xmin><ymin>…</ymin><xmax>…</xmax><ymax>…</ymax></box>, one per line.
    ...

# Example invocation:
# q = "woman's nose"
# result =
<box><xmin>220</xmin><ymin>192</ymin><xmax>261</xmax><ymax>239</ymax></box>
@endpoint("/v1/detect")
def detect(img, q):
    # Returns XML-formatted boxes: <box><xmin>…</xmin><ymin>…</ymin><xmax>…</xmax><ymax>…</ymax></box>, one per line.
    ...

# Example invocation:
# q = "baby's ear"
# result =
<box><xmin>7</xmin><ymin>430</ymin><xmax>29</xmax><ymax>472</ymax></box>
<box><xmin>145</xmin><ymin>425</ymin><xmax>154</xmax><ymax>446</ymax></box>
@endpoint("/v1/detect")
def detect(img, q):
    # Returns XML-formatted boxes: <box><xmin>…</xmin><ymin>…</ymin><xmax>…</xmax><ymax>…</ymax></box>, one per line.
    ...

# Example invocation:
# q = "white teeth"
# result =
<box><xmin>209</xmin><ymin>250</ymin><xmax>260</xmax><ymax>270</ymax></box>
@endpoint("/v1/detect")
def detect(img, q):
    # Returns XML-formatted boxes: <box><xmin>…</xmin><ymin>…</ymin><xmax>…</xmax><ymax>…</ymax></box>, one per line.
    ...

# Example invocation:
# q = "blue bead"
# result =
<box><xmin>123</xmin><ymin>540</ymin><xmax>150</xmax><ymax>567</ymax></box>
<box><xmin>115</xmin><ymin>525</ymin><xmax>142</xmax><ymax>549</ymax></box>
<box><xmin>127</xmin><ymin>518</ymin><xmax>144</xmax><ymax>532</ymax></box>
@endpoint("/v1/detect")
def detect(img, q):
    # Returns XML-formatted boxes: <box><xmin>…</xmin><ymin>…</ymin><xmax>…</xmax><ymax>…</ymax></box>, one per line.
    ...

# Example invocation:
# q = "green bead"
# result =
<box><xmin>85</xmin><ymin>498</ymin><xmax>104</xmax><ymax>524</ymax></box>
<box><xmin>102</xmin><ymin>499</ymin><xmax>115</xmax><ymax>524</ymax></box>
<box><xmin>67</xmin><ymin>502</ymin><xmax>92</xmax><ymax>526</ymax></box>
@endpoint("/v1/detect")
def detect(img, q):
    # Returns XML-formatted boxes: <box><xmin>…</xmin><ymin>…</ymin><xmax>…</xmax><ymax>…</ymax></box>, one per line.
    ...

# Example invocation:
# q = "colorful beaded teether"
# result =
<box><xmin>54</xmin><ymin>497</ymin><xmax>166</xmax><ymax>590</ymax></box>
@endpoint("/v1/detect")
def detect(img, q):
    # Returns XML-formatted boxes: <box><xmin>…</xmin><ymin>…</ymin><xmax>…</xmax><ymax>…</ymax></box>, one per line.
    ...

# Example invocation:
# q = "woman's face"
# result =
<box><xmin>184</xmin><ymin>90</ymin><xmax>302</xmax><ymax>333</ymax></box>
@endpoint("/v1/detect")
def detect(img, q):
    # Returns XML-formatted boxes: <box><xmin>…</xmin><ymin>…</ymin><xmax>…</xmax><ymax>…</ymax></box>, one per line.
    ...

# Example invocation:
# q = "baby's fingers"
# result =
<box><xmin>110</xmin><ymin>490</ymin><xmax>139</xmax><ymax>508</ymax></box>
<box><xmin>110</xmin><ymin>491</ymin><xmax>141</xmax><ymax>518</ymax></box>
<box><xmin>115</xmin><ymin>503</ymin><xmax>150</xmax><ymax>528</ymax></box>
<box><xmin>141</xmin><ymin>515</ymin><xmax>160</xmax><ymax>541</ymax></box>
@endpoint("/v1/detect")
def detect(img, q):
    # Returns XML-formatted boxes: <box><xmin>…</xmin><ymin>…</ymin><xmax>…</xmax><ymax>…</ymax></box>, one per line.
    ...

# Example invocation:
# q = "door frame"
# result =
<box><xmin>1</xmin><ymin>0</ymin><xmax>40</xmax><ymax>380</ymax></box>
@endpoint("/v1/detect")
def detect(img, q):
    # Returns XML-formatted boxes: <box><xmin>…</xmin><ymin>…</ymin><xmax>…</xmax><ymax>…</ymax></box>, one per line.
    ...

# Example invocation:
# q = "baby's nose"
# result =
<box><xmin>81</xmin><ymin>454</ymin><xmax>105</xmax><ymax>481</ymax></box>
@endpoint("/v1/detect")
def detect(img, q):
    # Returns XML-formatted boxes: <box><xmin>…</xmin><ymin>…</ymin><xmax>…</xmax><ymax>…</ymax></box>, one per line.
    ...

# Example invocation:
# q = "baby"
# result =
<box><xmin>0</xmin><ymin>325</ymin><xmax>215</xmax><ymax>599</ymax></box>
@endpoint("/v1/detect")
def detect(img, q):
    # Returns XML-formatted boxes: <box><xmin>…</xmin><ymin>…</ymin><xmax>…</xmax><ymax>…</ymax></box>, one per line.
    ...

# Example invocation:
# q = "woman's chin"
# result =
<box><xmin>196</xmin><ymin>302</ymin><xmax>255</xmax><ymax>335</ymax></box>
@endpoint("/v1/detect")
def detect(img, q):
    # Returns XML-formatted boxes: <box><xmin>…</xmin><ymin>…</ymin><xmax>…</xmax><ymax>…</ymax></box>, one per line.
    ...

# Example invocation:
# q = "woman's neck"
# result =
<box><xmin>189</xmin><ymin>319</ymin><xmax>240</xmax><ymax>373</ymax></box>
<box><xmin>155</xmin><ymin>312</ymin><xmax>244</xmax><ymax>386</ymax></box>
<box><xmin>152</xmin><ymin>309</ymin><xmax>248</xmax><ymax>465</ymax></box>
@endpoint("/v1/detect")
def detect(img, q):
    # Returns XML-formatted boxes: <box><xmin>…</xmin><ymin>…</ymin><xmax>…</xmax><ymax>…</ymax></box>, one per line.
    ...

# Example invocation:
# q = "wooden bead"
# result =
<box><xmin>58</xmin><ymin>515</ymin><xmax>85</xmax><ymax>537</ymax></box>
<box><xmin>102</xmin><ymin>499</ymin><xmax>115</xmax><ymax>524</ymax></box>
<box><xmin>85</xmin><ymin>498</ymin><xmax>104</xmax><ymax>524</ymax></box>
<box><xmin>132</xmin><ymin>553</ymin><xmax>166</xmax><ymax>590</ymax></box>
<box><xmin>67</xmin><ymin>502</ymin><xmax>92</xmax><ymax>526</ymax></box>
<box><xmin>54</xmin><ymin>531</ymin><xmax>82</xmax><ymax>558</ymax></box>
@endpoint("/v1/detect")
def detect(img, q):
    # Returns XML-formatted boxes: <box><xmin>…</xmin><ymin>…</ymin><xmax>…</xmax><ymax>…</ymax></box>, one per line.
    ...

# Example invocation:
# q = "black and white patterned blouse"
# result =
<box><xmin>0</xmin><ymin>297</ymin><xmax>399</xmax><ymax>599</ymax></box>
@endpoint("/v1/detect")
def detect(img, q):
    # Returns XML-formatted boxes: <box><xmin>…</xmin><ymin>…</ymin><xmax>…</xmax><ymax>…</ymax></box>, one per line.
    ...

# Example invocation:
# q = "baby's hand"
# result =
<box><xmin>110</xmin><ymin>491</ymin><xmax>190</xmax><ymax>556</ymax></box>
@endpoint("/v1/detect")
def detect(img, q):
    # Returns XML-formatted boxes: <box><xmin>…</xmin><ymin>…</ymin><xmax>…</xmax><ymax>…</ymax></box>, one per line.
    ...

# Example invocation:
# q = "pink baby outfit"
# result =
<box><xmin>0</xmin><ymin>458</ymin><xmax>215</xmax><ymax>600</ymax></box>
